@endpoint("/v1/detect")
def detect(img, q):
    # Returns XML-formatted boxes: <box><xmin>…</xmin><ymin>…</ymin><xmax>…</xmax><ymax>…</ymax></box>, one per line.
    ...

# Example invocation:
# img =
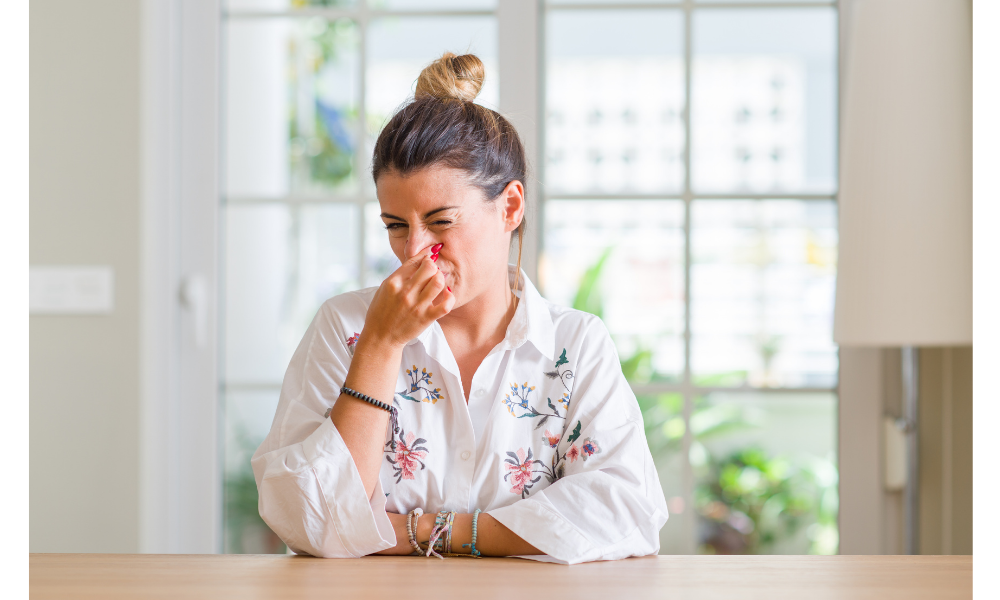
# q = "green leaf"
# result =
<box><xmin>555</xmin><ymin>348</ymin><xmax>569</xmax><ymax>368</ymax></box>
<box><xmin>567</xmin><ymin>421</ymin><xmax>582</xmax><ymax>444</ymax></box>
<box><xmin>571</xmin><ymin>247</ymin><xmax>613</xmax><ymax>318</ymax></box>
<box><xmin>620</xmin><ymin>348</ymin><xmax>652</xmax><ymax>383</ymax></box>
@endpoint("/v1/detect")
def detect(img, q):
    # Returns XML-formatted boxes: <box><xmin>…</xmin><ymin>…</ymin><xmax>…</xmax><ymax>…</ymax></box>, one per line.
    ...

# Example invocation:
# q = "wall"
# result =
<box><xmin>914</xmin><ymin>347</ymin><xmax>973</xmax><ymax>554</ymax></box>
<box><xmin>29</xmin><ymin>0</ymin><xmax>141</xmax><ymax>552</ymax></box>
<box><xmin>838</xmin><ymin>346</ymin><xmax>884</xmax><ymax>554</ymax></box>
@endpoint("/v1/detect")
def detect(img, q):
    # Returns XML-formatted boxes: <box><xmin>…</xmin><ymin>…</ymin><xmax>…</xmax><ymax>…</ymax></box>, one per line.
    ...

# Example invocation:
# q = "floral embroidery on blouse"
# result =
<box><xmin>395</xmin><ymin>365</ymin><xmax>443</xmax><ymax>404</ymax></box>
<box><xmin>566</xmin><ymin>420</ymin><xmax>582</xmax><ymax>444</ymax></box>
<box><xmin>345</xmin><ymin>332</ymin><xmax>361</xmax><ymax>357</ymax></box>
<box><xmin>502</xmin><ymin>349</ymin><xmax>576</xmax><ymax>430</ymax></box>
<box><xmin>543</xmin><ymin>430</ymin><xmax>561</xmax><ymax>449</ymax></box>
<box><xmin>580</xmin><ymin>437</ymin><xmax>602</xmax><ymax>461</ymax></box>
<box><xmin>503</xmin><ymin>447</ymin><xmax>542</xmax><ymax>498</ymax></box>
<box><xmin>502</xmin><ymin>382</ymin><xmax>537</xmax><ymax>416</ymax></box>
<box><xmin>534</xmin><ymin>421</ymin><xmax>601</xmax><ymax>484</ymax></box>
<box><xmin>385</xmin><ymin>429</ymin><xmax>429</xmax><ymax>483</ymax></box>
<box><xmin>544</xmin><ymin>349</ymin><xmax>575</xmax><ymax>392</ymax></box>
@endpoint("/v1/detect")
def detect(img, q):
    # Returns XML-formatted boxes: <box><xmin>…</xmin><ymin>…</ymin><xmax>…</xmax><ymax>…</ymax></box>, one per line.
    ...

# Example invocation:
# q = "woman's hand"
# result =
<box><xmin>361</xmin><ymin>247</ymin><xmax>455</xmax><ymax>351</ymax></box>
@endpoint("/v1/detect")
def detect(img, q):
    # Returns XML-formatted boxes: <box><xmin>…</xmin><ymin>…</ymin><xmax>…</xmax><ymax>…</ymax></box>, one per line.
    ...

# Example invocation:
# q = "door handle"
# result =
<box><xmin>179</xmin><ymin>274</ymin><xmax>208</xmax><ymax>348</ymax></box>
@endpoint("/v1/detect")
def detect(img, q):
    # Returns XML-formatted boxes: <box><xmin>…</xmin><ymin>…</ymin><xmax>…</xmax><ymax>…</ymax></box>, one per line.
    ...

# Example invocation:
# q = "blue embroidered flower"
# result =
<box><xmin>396</xmin><ymin>365</ymin><xmax>443</xmax><ymax>404</ymax></box>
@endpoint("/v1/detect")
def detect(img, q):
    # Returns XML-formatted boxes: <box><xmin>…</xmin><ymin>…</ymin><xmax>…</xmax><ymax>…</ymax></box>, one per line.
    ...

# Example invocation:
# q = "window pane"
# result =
<box><xmin>370</xmin><ymin>0</ymin><xmax>497</xmax><ymax>9</ymax></box>
<box><xmin>364</xmin><ymin>201</ymin><xmax>402</xmax><ymax>287</ymax></box>
<box><xmin>226</xmin><ymin>18</ymin><xmax>361</xmax><ymax>197</ymax></box>
<box><xmin>227</xmin><ymin>0</ymin><xmax>356</xmax><ymax>10</ymax></box>
<box><xmin>366</xmin><ymin>16</ymin><xmax>498</xmax><ymax>195</ymax></box>
<box><xmin>541</xmin><ymin>200</ymin><xmax>685</xmax><ymax>382</ymax></box>
<box><xmin>548</xmin><ymin>0</ymin><xmax>677</xmax><ymax>4</ymax></box>
<box><xmin>546</xmin><ymin>10</ymin><xmax>684</xmax><ymax>194</ymax></box>
<box><xmin>698</xmin><ymin>0</ymin><xmax>829</xmax><ymax>3</ymax></box>
<box><xmin>637</xmin><ymin>393</ymin><xmax>690</xmax><ymax>554</ymax></box>
<box><xmin>224</xmin><ymin>203</ymin><xmax>360</xmax><ymax>385</ymax></box>
<box><xmin>690</xmin><ymin>200</ymin><xmax>837</xmax><ymax>388</ymax></box>
<box><xmin>226</xmin><ymin>1</ymin><xmax>495</xmax><ymax>12</ymax></box>
<box><xmin>223</xmin><ymin>389</ymin><xmax>285</xmax><ymax>554</ymax></box>
<box><xmin>690</xmin><ymin>392</ymin><xmax>838</xmax><ymax>555</ymax></box>
<box><xmin>691</xmin><ymin>8</ymin><xmax>837</xmax><ymax>193</ymax></box>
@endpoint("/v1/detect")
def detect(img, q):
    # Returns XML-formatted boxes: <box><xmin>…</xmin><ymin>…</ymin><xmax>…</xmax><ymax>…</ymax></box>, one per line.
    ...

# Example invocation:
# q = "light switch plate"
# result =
<box><xmin>29</xmin><ymin>266</ymin><xmax>115</xmax><ymax>315</ymax></box>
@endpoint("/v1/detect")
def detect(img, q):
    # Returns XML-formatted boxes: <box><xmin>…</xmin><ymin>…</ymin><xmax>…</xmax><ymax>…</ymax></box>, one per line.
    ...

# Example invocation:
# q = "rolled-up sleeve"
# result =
<box><xmin>488</xmin><ymin>316</ymin><xmax>669</xmax><ymax>564</ymax></box>
<box><xmin>250</xmin><ymin>298</ymin><xmax>395</xmax><ymax>558</ymax></box>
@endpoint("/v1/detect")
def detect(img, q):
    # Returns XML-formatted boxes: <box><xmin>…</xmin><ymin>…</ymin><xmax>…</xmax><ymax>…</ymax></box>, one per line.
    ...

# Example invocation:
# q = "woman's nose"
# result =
<box><xmin>403</xmin><ymin>229</ymin><xmax>435</xmax><ymax>260</ymax></box>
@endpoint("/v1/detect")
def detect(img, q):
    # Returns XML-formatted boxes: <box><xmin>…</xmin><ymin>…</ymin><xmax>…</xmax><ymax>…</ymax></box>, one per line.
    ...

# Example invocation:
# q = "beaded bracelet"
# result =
<box><xmin>340</xmin><ymin>386</ymin><xmax>393</xmax><ymax>413</ymax></box>
<box><xmin>406</xmin><ymin>508</ymin><xmax>424</xmax><ymax>556</ymax></box>
<box><xmin>409</xmin><ymin>509</ymin><xmax>482</xmax><ymax>559</ymax></box>
<box><xmin>462</xmin><ymin>509</ymin><xmax>483</xmax><ymax>557</ymax></box>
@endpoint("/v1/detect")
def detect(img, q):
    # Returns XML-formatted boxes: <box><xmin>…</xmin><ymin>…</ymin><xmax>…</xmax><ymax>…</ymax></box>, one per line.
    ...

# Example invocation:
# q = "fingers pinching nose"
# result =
<box><xmin>430</xmin><ymin>243</ymin><xmax>443</xmax><ymax>262</ymax></box>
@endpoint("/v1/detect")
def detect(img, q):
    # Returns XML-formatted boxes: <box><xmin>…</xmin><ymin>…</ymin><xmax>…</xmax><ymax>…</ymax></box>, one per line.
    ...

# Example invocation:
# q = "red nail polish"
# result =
<box><xmin>431</xmin><ymin>243</ymin><xmax>443</xmax><ymax>253</ymax></box>
<box><xmin>447</xmin><ymin>286</ymin><xmax>452</xmax><ymax>292</ymax></box>
<box><xmin>431</xmin><ymin>254</ymin><xmax>438</xmax><ymax>262</ymax></box>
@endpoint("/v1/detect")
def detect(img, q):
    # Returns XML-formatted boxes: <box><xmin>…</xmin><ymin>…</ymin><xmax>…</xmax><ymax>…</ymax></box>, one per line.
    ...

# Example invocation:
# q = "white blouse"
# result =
<box><xmin>251</xmin><ymin>267</ymin><xmax>669</xmax><ymax>564</ymax></box>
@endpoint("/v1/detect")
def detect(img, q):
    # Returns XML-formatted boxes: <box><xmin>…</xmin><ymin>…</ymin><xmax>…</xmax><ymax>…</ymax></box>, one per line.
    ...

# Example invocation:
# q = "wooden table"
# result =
<box><xmin>30</xmin><ymin>553</ymin><xmax>971</xmax><ymax>599</ymax></box>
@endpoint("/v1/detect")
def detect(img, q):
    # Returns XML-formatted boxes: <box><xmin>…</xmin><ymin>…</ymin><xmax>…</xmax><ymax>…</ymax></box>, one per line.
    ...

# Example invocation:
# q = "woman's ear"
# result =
<box><xmin>498</xmin><ymin>180</ymin><xmax>525</xmax><ymax>234</ymax></box>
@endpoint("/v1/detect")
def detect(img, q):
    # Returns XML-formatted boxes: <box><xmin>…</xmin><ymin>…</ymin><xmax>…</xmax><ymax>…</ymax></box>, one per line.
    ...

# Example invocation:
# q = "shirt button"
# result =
<box><xmin>461</xmin><ymin>451</ymin><xmax>471</xmax><ymax>461</ymax></box>
<box><xmin>475</xmin><ymin>389</ymin><xmax>486</xmax><ymax>399</ymax></box>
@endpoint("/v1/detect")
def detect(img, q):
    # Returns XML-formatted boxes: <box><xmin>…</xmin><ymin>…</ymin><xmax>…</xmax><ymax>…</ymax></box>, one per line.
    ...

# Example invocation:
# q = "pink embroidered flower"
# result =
<box><xmin>543</xmin><ymin>430</ymin><xmax>560</xmax><ymax>449</ymax></box>
<box><xmin>566</xmin><ymin>445</ymin><xmax>581</xmax><ymax>463</ymax></box>
<box><xmin>387</xmin><ymin>430</ymin><xmax>428</xmax><ymax>482</ymax></box>
<box><xmin>581</xmin><ymin>437</ymin><xmax>601</xmax><ymax>460</ymax></box>
<box><xmin>503</xmin><ymin>448</ymin><xmax>541</xmax><ymax>498</ymax></box>
<box><xmin>346</xmin><ymin>332</ymin><xmax>361</xmax><ymax>356</ymax></box>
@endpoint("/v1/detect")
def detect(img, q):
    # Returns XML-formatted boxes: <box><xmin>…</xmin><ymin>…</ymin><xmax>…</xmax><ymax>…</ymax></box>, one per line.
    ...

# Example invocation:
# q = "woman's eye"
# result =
<box><xmin>431</xmin><ymin>220</ymin><xmax>452</xmax><ymax>227</ymax></box>
<box><xmin>384</xmin><ymin>223</ymin><xmax>405</xmax><ymax>230</ymax></box>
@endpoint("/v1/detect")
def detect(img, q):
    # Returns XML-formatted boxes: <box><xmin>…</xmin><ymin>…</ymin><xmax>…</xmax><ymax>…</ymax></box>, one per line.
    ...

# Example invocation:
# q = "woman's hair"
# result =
<box><xmin>372</xmin><ymin>52</ymin><xmax>528</xmax><ymax>292</ymax></box>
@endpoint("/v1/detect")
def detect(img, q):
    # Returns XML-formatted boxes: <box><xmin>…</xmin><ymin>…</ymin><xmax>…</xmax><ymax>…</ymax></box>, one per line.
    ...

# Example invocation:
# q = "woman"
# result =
<box><xmin>252</xmin><ymin>53</ymin><xmax>668</xmax><ymax>564</ymax></box>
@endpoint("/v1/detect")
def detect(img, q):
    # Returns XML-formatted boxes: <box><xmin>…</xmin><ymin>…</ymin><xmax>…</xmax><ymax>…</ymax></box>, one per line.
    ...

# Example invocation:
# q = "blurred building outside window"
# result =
<box><xmin>220</xmin><ymin>0</ymin><xmax>839</xmax><ymax>556</ymax></box>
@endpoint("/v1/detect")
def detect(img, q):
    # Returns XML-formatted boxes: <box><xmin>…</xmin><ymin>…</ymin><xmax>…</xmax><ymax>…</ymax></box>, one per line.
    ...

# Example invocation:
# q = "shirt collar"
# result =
<box><xmin>504</xmin><ymin>265</ymin><xmax>555</xmax><ymax>361</ymax></box>
<box><xmin>409</xmin><ymin>265</ymin><xmax>555</xmax><ymax>362</ymax></box>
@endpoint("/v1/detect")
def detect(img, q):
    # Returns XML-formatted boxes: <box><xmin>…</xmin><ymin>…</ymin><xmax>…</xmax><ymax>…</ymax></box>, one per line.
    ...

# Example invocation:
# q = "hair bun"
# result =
<box><xmin>415</xmin><ymin>52</ymin><xmax>485</xmax><ymax>103</ymax></box>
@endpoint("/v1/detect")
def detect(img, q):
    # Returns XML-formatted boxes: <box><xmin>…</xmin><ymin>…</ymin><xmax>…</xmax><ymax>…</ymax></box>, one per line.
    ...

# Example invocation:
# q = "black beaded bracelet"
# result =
<box><xmin>340</xmin><ymin>386</ymin><xmax>393</xmax><ymax>413</ymax></box>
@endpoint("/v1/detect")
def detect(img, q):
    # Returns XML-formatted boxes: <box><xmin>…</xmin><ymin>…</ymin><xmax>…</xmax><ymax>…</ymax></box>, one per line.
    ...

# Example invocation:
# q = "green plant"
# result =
<box><xmin>568</xmin><ymin>249</ymin><xmax>838</xmax><ymax>555</ymax></box>
<box><xmin>694</xmin><ymin>447</ymin><xmax>838</xmax><ymax>555</ymax></box>
<box><xmin>571</xmin><ymin>245</ymin><xmax>662</xmax><ymax>385</ymax></box>
<box><xmin>637</xmin><ymin>395</ymin><xmax>756</xmax><ymax>461</ymax></box>
<box><xmin>288</xmin><ymin>18</ymin><xmax>357</xmax><ymax>191</ymax></box>
<box><xmin>224</xmin><ymin>429</ymin><xmax>287</xmax><ymax>554</ymax></box>
<box><xmin>570</xmin><ymin>246</ymin><xmax>613</xmax><ymax>319</ymax></box>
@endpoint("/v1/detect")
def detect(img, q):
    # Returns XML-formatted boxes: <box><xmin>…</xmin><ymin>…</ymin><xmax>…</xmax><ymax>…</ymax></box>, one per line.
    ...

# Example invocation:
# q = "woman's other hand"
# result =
<box><xmin>362</xmin><ymin>247</ymin><xmax>455</xmax><ymax>350</ymax></box>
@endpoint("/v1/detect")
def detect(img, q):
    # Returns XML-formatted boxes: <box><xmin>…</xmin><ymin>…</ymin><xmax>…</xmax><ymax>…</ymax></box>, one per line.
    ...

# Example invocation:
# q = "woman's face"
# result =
<box><xmin>376</xmin><ymin>164</ymin><xmax>523</xmax><ymax>307</ymax></box>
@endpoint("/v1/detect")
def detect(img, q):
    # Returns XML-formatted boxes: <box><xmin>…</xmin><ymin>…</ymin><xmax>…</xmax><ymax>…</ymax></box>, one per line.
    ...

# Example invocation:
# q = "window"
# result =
<box><xmin>539</xmin><ymin>1</ymin><xmax>839</xmax><ymax>555</ymax></box>
<box><xmin>220</xmin><ymin>0</ymin><xmax>838</xmax><ymax>556</ymax></box>
<box><xmin>221</xmin><ymin>0</ymin><xmax>499</xmax><ymax>553</ymax></box>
